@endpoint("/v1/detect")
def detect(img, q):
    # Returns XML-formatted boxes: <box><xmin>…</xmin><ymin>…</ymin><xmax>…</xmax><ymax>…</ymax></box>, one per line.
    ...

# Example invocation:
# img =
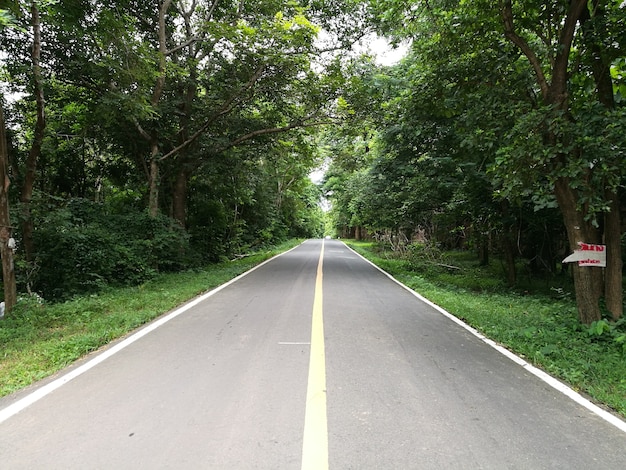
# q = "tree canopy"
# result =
<box><xmin>324</xmin><ymin>0</ymin><xmax>625</xmax><ymax>324</ymax></box>
<box><xmin>0</xmin><ymin>0</ymin><xmax>371</xmax><ymax>303</ymax></box>
<box><xmin>0</xmin><ymin>1</ymin><xmax>624</xmax><ymax>324</ymax></box>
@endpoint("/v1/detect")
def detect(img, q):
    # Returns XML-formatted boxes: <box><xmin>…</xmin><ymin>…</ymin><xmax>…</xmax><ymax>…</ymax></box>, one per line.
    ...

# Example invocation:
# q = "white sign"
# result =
<box><xmin>562</xmin><ymin>242</ymin><xmax>606</xmax><ymax>267</ymax></box>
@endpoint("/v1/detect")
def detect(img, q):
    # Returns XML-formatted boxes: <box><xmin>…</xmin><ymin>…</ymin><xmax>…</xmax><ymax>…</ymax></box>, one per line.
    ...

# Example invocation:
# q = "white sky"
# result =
<box><xmin>364</xmin><ymin>35</ymin><xmax>410</xmax><ymax>66</ymax></box>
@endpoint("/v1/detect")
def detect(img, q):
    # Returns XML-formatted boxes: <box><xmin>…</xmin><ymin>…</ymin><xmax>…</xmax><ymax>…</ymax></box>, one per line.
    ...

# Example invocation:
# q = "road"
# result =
<box><xmin>1</xmin><ymin>239</ymin><xmax>626</xmax><ymax>469</ymax></box>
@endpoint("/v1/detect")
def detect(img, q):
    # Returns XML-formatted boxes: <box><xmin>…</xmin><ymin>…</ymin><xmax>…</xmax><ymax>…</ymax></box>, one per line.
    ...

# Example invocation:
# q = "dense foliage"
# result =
<box><xmin>324</xmin><ymin>0</ymin><xmax>626</xmax><ymax>324</ymax></box>
<box><xmin>0</xmin><ymin>0</ymin><xmax>360</xmax><ymax>302</ymax></box>
<box><xmin>32</xmin><ymin>199</ymin><xmax>191</xmax><ymax>300</ymax></box>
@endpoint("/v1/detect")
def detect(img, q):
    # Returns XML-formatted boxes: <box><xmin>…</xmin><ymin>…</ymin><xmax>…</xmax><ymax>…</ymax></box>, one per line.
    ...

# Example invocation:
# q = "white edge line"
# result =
<box><xmin>0</xmin><ymin>243</ymin><xmax>303</xmax><ymax>425</ymax></box>
<box><xmin>342</xmin><ymin>242</ymin><xmax>626</xmax><ymax>434</ymax></box>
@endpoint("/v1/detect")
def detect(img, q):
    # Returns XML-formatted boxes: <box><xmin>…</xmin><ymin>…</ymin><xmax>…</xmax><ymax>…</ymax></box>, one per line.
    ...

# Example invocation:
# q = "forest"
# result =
<box><xmin>0</xmin><ymin>1</ymin><xmax>625</xmax><ymax>326</ymax></box>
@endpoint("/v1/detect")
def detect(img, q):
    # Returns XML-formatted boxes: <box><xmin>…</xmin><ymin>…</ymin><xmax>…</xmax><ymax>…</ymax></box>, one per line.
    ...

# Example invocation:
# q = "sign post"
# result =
<box><xmin>562</xmin><ymin>242</ymin><xmax>606</xmax><ymax>267</ymax></box>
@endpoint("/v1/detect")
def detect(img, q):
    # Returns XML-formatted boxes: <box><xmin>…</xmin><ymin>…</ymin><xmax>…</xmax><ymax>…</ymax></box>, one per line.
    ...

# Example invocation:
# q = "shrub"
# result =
<box><xmin>187</xmin><ymin>200</ymin><xmax>230</xmax><ymax>262</ymax></box>
<box><xmin>26</xmin><ymin>198</ymin><xmax>191</xmax><ymax>301</ymax></box>
<box><xmin>406</xmin><ymin>242</ymin><xmax>453</xmax><ymax>274</ymax></box>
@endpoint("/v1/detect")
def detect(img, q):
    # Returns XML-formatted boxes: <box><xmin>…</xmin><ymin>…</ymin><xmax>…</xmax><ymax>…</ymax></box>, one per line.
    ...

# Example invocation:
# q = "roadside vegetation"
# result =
<box><xmin>346</xmin><ymin>240</ymin><xmax>626</xmax><ymax>420</ymax></box>
<box><xmin>323</xmin><ymin>1</ymin><xmax>626</xmax><ymax>327</ymax></box>
<box><xmin>0</xmin><ymin>240</ymin><xmax>301</xmax><ymax>398</ymax></box>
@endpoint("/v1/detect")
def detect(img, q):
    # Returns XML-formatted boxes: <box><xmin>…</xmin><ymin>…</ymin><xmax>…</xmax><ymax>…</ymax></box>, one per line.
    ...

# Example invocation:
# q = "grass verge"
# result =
<box><xmin>0</xmin><ymin>240</ymin><xmax>302</xmax><ymax>398</ymax></box>
<box><xmin>346</xmin><ymin>240</ymin><xmax>626</xmax><ymax>420</ymax></box>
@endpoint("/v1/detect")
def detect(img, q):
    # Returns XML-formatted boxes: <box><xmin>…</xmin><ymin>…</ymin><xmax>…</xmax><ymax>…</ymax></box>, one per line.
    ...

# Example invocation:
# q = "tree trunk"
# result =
<box><xmin>604</xmin><ymin>190</ymin><xmax>622</xmax><ymax>319</ymax></box>
<box><xmin>554</xmin><ymin>178</ymin><xmax>602</xmax><ymax>323</ymax></box>
<box><xmin>502</xmin><ymin>0</ymin><xmax>603</xmax><ymax>324</ymax></box>
<box><xmin>541</xmin><ymin>1</ymin><xmax>598</xmax><ymax>323</ymax></box>
<box><xmin>170</xmin><ymin>59</ymin><xmax>198</xmax><ymax>228</ymax></box>
<box><xmin>0</xmin><ymin>103</ymin><xmax>16</xmax><ymax>313</ymax></box>
<box><xmin>21</xmin><ymin>2</ymin><xmax>46</xmax><ymax>262</ymax></box>
<box><xmin>501</xmin><ymin>234</ymin><xmax>517</xmax><ymax>287</ymax></box>
<box><xmin>580</xmin><ymin>3</ymin><xmax>622</xmax><ymax>320</ymax></box>
<box><xmin>172</xmin><ymin>167</ymin><xmax>190</xmax><ymax>227</ymax></box>
<box><xmin>148</xmin><ymin>145</ymin><xmax>160</xmax><ymax>217</ymax></box>
<box><xmin>138</xmin><ymin>1</ymin><xmax>172</xmax><ymax>218</ymax></box>
<box><xmin>478</xmin><ymin>234</ymin><xmax>489</xmax><ymax>267</ymax></box>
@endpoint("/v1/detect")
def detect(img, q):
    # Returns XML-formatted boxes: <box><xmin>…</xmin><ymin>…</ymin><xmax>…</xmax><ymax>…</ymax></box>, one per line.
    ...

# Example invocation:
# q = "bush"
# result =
<box><xmin>26</xmin><ymin>198</ymin><xmax>191</xmax><ymax>300</ymax></box>
<box><xmin>187</xmin><ymin>200</ymin><xmax>230</xmax><ymax>262</ymax></box>
<box><xmin>405</xmin><ymin>242</ymin><xmax>456</xmax><ymax>276</ymax></box>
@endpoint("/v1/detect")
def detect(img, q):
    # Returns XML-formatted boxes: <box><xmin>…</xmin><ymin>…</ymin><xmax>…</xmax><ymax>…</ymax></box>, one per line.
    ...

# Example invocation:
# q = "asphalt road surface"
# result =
<box><xmin>1</xmin><ymin>239</ymin><xmax>626</xmax><ymax>469</ymax></box>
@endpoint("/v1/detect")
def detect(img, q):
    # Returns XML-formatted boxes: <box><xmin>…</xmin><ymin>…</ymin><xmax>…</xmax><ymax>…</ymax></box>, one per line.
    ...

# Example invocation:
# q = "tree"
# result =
<box><xmin>0</xmin><ymin>1</ymin><xmax>356</xmax><ymax>301</ymax></box>
<box><xmin>0</xmin><ymin>101</ymin><xmax>16</xmax><ymax>312</ymax></box>
<box><xmin>0</xmin><ymin>3</ymin><xmax>22</xmax><ymax>312</ymax></box>
<box><xmin>0</xmin><ymin>1</ymin><xmax>48</xmax><ymax>262</ymax></box>
<box><xmin>496</xmin><ymin>0</ymin><xmax>624</xmax><ymax>322</ymax></box>
<box><xmin>83</xmin><ymin>1</ymin><xmax>348</xmax><ymax>226</ymax></box>
<box><xmin>365</xmin><ymin>0</ymin><xmax>625</xmax><ymax>323</ymax></box>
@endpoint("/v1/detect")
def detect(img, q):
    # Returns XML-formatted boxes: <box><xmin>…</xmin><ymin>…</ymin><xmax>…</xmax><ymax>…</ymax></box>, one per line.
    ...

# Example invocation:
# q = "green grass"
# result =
<box><xmin>0</xmin><ymin>240</ymin><xmax>302</xmax><ymax>398</ymax></box>
<box><xmin>346</xmin><ymin>240</ymin><xmax>626</xmax><ymax>419</ymax></box>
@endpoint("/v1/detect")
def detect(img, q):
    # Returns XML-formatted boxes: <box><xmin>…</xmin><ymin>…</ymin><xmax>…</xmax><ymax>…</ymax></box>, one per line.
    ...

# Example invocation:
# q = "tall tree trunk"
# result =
<box><xmin>502</xmin><ymin>0</ymin><xmax>603</xmax><ymax>324</ymax></box>
<box><xmin>21</xmin><ymin>2</ymin><xmax>46</xmax><ymax>262</ymax></box>
<box><xmin>172</xmin><ymin>166</ymin><xmax>190</xmax><ymax>227</ymax></box>
<box><xmin>145</xmin><ymin>2</ymin><xmax>171</xmax><ymax>217</ymax></box>
<box><xmin>580</xmin><ymin>3</ymin><xmax>623</xmax><ymax>320</ymax></box>
<box><xmin>139</xmin><ymin>1</ymin><xmax>172</xmax><ymax>218</ymax></box>
<box><xmin>604</xmin><ymin>190</ymin><xmax>622</xmax><ymax>319</ymax></box>
<box><xmin>170</xmin><ymin>60</ymin><xmax>198</xmax><ymax>228</ymax></box>
<box><xmin>148</xmin><ymin>143</ymin><xmax>160</xmax><ymax>217</ymax></box>
<box><xmin>555</xmin><ymin>178</ymin><xmax>602</xmax><ymax>323</ymax></box>
<box><xmin>0</xmin><ymin>103</ymin><xmax>16</xmax><ymax>313</ymax></box>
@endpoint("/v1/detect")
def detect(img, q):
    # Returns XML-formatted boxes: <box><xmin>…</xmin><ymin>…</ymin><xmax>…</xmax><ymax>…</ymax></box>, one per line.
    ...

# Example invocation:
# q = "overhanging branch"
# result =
<box><xmin>159</xmin><ymin>64</ymin><xmax>267</xmax><ymax>161</ymax></box>
<box><xmin>214</xmin><ymin>118</ymin><xmax>333</xmax><ymax>154</ymax></box>
<box><xmin>501</xmin><ymin>0</ymin><xmax>549</xmax><ymax>99</ymax></box>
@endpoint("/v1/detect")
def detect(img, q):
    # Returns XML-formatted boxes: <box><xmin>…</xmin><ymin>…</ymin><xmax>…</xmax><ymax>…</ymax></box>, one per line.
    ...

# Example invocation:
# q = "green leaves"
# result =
<box><xmin>611</xmin><ymin>58</ymin><xmax>626</xmax><ymax>103</ymax></box>
<box><xmin>0</xmin><ymin>7</ymin><xmax>22</xmax><ymax>30</ymax></box>
<box><xmin>0</xmin><ymin>0</ymin><xmax>347</xmax><ymax>301</ymax></box>
<box><xmin>586</xmin><ymin>318</ymin><xmax>626</xmax><ymax>354</ymax></box>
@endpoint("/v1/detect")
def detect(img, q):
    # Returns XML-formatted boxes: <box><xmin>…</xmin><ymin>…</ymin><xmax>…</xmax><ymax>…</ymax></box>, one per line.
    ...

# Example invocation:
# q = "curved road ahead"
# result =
<box><xmin>1</xmin><ymin>239</ymin><xmax>626</xmax><ymax>469</ymax></box>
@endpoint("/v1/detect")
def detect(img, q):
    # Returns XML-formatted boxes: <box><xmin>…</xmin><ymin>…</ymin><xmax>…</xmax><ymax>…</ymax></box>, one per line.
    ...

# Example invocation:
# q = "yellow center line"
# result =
<box><xmin>301</xmin><ymin>240</ymin><xmax>328</xmax><ymax>470</ymax></box>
